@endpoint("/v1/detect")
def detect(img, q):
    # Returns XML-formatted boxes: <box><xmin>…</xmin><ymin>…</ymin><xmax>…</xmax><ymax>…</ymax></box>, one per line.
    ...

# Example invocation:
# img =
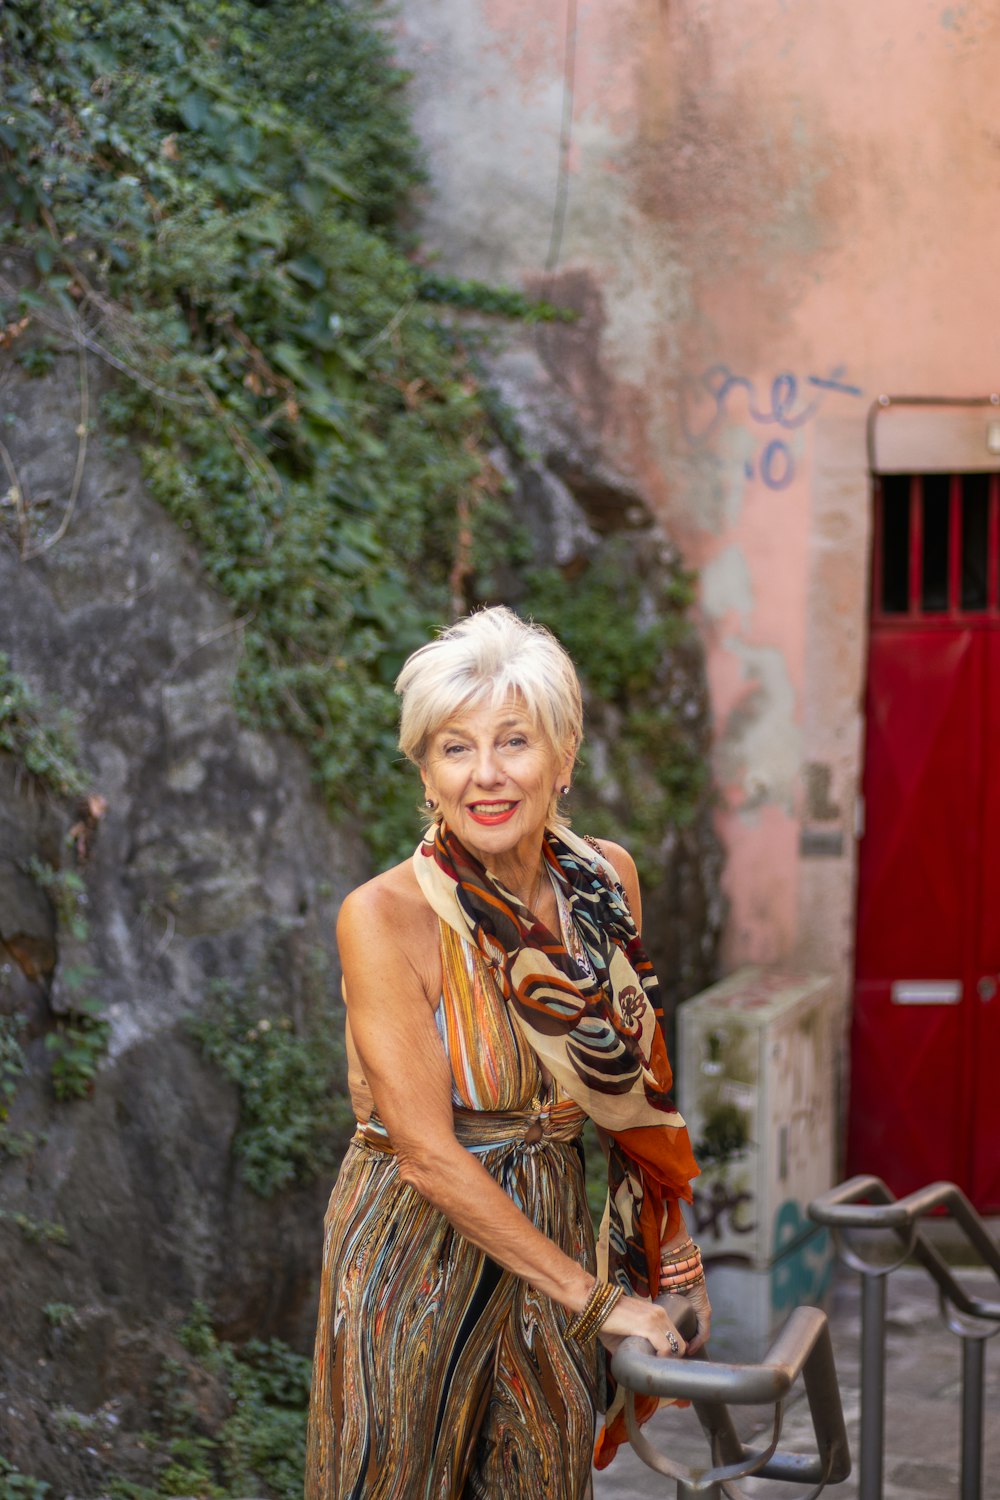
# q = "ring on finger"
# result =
<box><xmin>666</xmin><ymin>1330</ymin><xmax>680</xmax><ymax>1355</ymax></box>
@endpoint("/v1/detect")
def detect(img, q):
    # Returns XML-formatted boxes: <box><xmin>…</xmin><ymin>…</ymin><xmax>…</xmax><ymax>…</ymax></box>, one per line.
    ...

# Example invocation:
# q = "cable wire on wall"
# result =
<box><xmin>545</xmin><ymin>0</ymin><xmax>578</xmax><ymax>273</ymax></box>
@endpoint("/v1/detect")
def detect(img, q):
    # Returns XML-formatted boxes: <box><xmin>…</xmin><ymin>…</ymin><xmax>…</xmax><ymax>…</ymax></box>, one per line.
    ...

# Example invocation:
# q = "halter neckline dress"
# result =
<box><xmin>305</xmin><ymin>877</ymin><xmax>600</xmax><ymax>1500</ymax></box>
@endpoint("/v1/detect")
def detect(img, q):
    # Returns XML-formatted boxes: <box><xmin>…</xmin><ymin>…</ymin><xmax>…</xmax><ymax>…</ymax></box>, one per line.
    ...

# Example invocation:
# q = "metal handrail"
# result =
<box><xmin>809</xmin><ymin>1175</ymin><xmax>1000</xmax><ymax>1316</ymax></box>
<box><xmin>611</xmin><ymin>1295</ymin><xmax>851</xmax><ymax>1498</ymax></box>
<box><xmin>809</xmin><ymin>1175</ymin><xmax>1000</xmax><ymax>1500</ymax></box>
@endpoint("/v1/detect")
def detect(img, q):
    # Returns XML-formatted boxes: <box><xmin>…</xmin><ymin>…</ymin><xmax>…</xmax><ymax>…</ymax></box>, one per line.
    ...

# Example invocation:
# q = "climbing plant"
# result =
<box><xmin>520</xmin><ymin>542</ymin><xmax>706</xmax><ymax>881</ymax></box>
<box><xmin>0</xmin><ymin>0</ymin><xmax>705</xmax><ymax>878</ymax></box>
<box><xmin>0</xmin><ymin>655</ymin><xmax>88</xmax><ymax>800</ymax></box>
<box><xmin>189</xmin><ymin>963</ymin><xmax>353</xmax><ymax>1199</ymax></box>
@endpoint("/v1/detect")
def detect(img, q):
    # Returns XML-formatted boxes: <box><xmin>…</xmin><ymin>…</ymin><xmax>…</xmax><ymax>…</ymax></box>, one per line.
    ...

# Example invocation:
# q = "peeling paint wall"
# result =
<box><xmin>392</xmin><ymin>0</ymin><xmax>1000</xmax><ymax>988</ymax></box>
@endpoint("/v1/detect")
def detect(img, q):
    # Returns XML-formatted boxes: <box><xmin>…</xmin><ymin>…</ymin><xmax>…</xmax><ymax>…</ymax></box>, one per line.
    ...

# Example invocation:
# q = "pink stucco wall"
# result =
<box><xmin>393</xmin><ymin>0</ymin><xmax>1000</xmax><ymax>990</ymax></box>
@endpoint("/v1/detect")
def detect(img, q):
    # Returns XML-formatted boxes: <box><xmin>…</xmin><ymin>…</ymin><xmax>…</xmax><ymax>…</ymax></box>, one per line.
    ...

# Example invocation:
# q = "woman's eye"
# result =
<box><xmin>505</xmin><ymin>735</ymin><xmax>528</xmax><ymax>749</ymax></box>
<box><xmin>443</xmin><ymin>743</ymin><xmax>467</xmax><ymax>756</ymax></box>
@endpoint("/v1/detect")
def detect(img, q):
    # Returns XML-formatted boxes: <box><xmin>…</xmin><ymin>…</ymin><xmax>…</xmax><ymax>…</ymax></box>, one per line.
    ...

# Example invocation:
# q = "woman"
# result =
<box><xmin>306</xmin><ymin>606</ymin><xmax>709</xmax><ymax>1500</ymax></box>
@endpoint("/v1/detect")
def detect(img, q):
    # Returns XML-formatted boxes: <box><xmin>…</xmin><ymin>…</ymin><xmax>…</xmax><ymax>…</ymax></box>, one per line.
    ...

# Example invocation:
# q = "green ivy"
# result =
<box><xmin>0</xmin><ymin>654</ymin><xmax>88</xmax><ymax>799</ymax></box>
<box><xmin>44</xmin><ymin>983</ymin><xmax>111</xmax><ymax>1101</ymax></box>
<box><xmin>25</xmin><ymin>859</ymin><xmax>89</xmax><ymax>941</ymax></box>
<box><xmin>0</xmin><ymin>1123</ymin><xmax>39</xmax><ymax>1160</ymax></box>
<box><xmin>416</xmin><ymin>272</ymin><xmax>575</xmax><ymax>323</ymax></box>
<box><xmin>42</xmin><ymin>1301</ymin><xmax>76</xmax><ymax>1328</ymax></box>
<box><xmin>0</xmin><ymin>0</ymin><xmax>706</xmax><ymax>880</ymax></box>
<box><xmin>0</xmin><ymin>1209</ymin><xmax>70</xmax><ymax>1246</ymax></box>
<box><xmin>188</xmin><ymin>972</ymin><xmax>353</xmax><ymax>1198</ymax></box>
<box><xmin>521</xmin><ymin>543</ymin><xmax>708</xmax><ymax>881</ymax></box>
<box><xmin>0</xmin><ymin>1014</ymin><xmax>27</xmax><ymax>1119</ymax></box>
<box><xmin>99</xmin><ymin>1303</ymin><xmax>311</xmax><ymax>1500</ymax></box>
<box><xmin>0</xmin><ymin>1458</ymin><xmax>50</xmax><ymax>1500</ymax></box>
<box><xmin>25</xmin><ymin>859</ymin><xmax>112</xmax><ymax>1099</ymax></box>
<box><xmin>0</xmin><ymin>0</ymin><xmax>470</xmax><ymax>864</ymax></box>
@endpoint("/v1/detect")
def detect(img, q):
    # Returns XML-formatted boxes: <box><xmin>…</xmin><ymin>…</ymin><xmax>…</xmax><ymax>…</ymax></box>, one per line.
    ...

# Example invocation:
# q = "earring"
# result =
<box><xmin>560</xmin><ymin>785</ymin><xmax>570</xmax><ymax>796</ymax></box>
<box><xmin>424</xmin><ymin>797</ymin><xmax>436</xmax><ymax>810</ymax></box>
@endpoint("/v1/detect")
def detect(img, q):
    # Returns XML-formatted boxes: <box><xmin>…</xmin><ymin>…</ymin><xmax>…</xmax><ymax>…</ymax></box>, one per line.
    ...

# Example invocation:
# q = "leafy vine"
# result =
<box><xmin>0</xmin><ymin>0</ymin><xmax>706</xmax><ymax>880</ymax></box>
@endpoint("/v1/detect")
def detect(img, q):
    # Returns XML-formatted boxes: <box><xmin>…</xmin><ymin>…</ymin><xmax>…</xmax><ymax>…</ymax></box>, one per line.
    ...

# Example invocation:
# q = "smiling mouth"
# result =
<box><xmin>467</xmin><ymin>800</ymin><xmax>519</xmax><ymax>824</ymax></box>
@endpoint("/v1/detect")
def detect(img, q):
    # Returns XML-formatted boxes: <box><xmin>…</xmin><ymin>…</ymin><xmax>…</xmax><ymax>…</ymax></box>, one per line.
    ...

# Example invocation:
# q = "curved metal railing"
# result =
<box><xmin>809</xmin><ymin>1175</ymin><xmax>1000</xmax><ymax>1500</ymax></box>
<box><xmin>611</xmin><ymin>1295</ymin><xmax>851</xmax><ymax>1499</ymax></box>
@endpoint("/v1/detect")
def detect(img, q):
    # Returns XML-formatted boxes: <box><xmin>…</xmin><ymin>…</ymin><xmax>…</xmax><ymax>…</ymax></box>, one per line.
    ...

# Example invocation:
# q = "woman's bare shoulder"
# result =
<box><xmin>338</xmin><ymin>858</ymin><xmax>424</xmax><ymax>926</ymax></box>
<box><xmin>337</xmin><ymin>859</ymin><xmax>440</xmax><ymax>981</ymax></box>
<box><xmin>590</xmin><ymin>836</ymin><xmax>637</xmax><ymax>885</ymax></box>
<box><xmin>588</xmin><ymin>836</ymin><xmax>642</xmax><ymax>924</ymax></box>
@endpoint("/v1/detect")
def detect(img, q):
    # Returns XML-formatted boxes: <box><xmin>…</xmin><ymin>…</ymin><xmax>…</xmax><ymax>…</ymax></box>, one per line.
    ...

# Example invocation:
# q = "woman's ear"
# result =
<box><xmin>556</xmin><ymin>739</ymin><xmax>577</xmax><ymax>792</ymax></box>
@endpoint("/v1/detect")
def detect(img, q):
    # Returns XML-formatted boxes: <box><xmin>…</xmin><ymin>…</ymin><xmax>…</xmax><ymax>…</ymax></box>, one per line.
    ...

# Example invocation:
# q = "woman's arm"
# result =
<box><xmin>337</xmin><ymin>876</ymin><xmax>689</xmax><ymax>1355</ymax></box>
<box><xmin>339</xmin><ymin>878</ymin><xmax>593</xmax><ymax>1310</ymax></box>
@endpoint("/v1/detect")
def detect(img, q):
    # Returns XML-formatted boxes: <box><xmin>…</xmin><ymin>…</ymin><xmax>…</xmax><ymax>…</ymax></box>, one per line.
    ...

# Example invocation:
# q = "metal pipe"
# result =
<box><xmin>810</xmin><ymin>1176</ymin><xmax>1000</xmax><ymax>1320</ymax></box>
<box><xmin>810</xmin><ymin>1173</ymin><xmax>1000</xmax><ymax>1500</ymax></box>
<box><xmin>613</xmin><ymin>1303</ymin><xmax>851</xmax><ymax>1491</ymax></box>
<box><xmin>858</xmin><ymin>1271</ymin><xmax>887</xmax><ymax>1500</ymax></box>
<box><xmin>960</xmin><ymin>1335</ymin><xmax>985</xmax><ymax>1500</ymax></box>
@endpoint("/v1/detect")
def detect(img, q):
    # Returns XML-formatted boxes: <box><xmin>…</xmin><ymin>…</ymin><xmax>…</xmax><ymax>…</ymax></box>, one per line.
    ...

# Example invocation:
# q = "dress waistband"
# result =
<box><xmin>357</xmin><ymin>1098</ymin><xmax>586</xmax><ymax>1154</ymax></box>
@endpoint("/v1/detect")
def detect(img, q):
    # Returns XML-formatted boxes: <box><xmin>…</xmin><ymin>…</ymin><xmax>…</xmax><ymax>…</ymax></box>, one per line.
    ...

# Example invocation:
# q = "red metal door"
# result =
<box><xmin>849</xmin><ymin>474</ymin><xmax>1000</xmax><ymax>1210</ymax></box>
<box><xmin>970</xmin><ymin>625</ymin><xmax>1000</xmax><ymax>1205</ymax></box>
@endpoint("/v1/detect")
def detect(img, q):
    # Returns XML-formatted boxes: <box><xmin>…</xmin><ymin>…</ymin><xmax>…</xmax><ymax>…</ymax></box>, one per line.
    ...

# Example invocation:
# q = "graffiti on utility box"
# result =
<box><xmin>691</xmin><ymin>1177</ymin><xmax>757</xmax><ymax>1243</ymax></box>
<box><xmin>770</xmin><ymin>1200</ymin><xmax>834</xmax><ymax>1314</ymax></box>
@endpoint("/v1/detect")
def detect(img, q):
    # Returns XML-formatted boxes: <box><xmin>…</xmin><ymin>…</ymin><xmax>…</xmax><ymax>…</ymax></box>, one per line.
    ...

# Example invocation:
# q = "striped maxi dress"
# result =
<box><xmin>305</xmin><ymin>903</ymin><xmax>600</xmax><ymax>1500</ymax></box>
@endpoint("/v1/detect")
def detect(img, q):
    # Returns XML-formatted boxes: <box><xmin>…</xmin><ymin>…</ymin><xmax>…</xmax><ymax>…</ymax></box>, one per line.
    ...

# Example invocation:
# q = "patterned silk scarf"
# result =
<box><xmin>414</xmin><ymin>821</ymin><xmax>700</xmax><ymax>1464</ymax></box>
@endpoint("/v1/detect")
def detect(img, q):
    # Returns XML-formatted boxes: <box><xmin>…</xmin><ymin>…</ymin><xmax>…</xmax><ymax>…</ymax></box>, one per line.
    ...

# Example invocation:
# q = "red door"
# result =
<box><xmin>848</xmin><ymin>472</ymin><xmax>1000</xmax><ymax>1210</ymax></box>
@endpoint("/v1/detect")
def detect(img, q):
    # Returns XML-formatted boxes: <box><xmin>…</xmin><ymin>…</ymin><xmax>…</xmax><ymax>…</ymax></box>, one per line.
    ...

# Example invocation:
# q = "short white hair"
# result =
<box><xmin>396</xmin><ymin>606</ymin><xmax>583</xmax><ymax>766</ymax></box>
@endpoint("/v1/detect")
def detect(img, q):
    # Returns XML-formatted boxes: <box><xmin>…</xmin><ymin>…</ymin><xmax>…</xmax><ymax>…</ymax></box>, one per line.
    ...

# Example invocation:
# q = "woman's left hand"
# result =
<box><xmin>673</xmin><ymin>1279</ymin><xmax>711</xmax><ymax>1355</ymax></box>
<box><xmin>596</xmin><ymin>1292</ymin><xmax>689</xmax><ymax>1358</ymax></box>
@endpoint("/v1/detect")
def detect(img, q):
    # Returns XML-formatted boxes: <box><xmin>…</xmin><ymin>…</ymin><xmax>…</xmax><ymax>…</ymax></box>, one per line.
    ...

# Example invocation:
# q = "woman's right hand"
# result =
<box><xmin>597</xmin><ymin>1292</ymin><xmax>687</xmax><ymax>1359</ymax></box>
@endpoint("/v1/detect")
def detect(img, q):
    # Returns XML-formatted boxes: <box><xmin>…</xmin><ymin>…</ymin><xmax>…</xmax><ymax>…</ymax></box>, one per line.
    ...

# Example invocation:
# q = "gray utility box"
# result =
<box><xmin>677</xmin><ymin>967</ymin><xmax>838</xmax><ymax>1359</ymax></box>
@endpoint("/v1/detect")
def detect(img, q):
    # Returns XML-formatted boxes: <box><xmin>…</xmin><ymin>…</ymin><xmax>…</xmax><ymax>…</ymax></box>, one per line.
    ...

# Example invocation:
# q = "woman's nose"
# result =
<box><xmin>472</xmin><ymin>747</ymin><xmax>503</xmax><ymax>784</ymax></box>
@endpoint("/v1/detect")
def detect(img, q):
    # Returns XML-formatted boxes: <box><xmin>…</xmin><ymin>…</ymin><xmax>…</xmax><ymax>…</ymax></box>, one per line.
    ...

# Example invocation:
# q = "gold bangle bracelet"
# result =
<box><xmin>565</xmin><ymin>1285</ymin><xmax>613</xmax><ymax>1343</ymax></box>
<box><xmin>564</xmin><ymin>1282</ymin><xmax>624</xmax><ymax>1345</ymax></box>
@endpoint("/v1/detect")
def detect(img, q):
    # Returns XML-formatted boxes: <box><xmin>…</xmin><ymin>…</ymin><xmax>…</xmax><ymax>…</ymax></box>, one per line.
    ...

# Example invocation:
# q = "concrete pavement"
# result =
<box><xmin>593</xmin><ymin>1265</ymin><xmax>1000</xmax><ymax>1500</ymax></box>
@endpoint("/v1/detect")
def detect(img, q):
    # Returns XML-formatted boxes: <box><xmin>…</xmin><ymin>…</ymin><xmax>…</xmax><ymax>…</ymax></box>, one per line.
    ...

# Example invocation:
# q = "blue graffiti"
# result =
<box><xmin>770</xmin><ymin>1200</ymin><xmax>834</xmax><ymax>1314</ymax></box>
<box><xmin>760</xmin><ymin>439</ymin><xmax>794</xmax><ymax>491</ymax></box>
<box><xmin>681</xmin><ymin>362</ymin><xmax>864</xmax><ymax>490</ymax></box>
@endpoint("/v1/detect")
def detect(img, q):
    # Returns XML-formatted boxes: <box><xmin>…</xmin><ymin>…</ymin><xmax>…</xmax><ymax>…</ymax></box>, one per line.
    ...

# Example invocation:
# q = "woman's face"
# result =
<box><xmin>421</xmin><ymin>697</ymin><xmax>573</xmax><ymax>865</ymax></box>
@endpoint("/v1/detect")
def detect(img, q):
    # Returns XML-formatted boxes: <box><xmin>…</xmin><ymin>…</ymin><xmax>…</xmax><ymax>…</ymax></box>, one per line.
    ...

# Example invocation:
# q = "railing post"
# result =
<box><xmin>858</xmin><ymin>1270</ymin><xmax>887</xmax><ymax>1500</ymax></box>
<box><xmin>677</xmin><ymin>1479</ymin><xmax>722</xmax><ymax>1500</ymax></box>
<box><xmin>810</xmin><ymin>1175</ymin><xmax>1000</xmax><ymax>1500</ymax></box>
<box><xmin>960</xmin><ymin>1334</ymin><xmax>985</xmax><ymax>1500</ymax></box>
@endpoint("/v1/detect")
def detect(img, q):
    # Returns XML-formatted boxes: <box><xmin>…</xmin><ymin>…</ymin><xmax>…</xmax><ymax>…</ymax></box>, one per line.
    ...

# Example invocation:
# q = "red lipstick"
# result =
<box><xmin>467</xmin><ymin>802</ymin><xmax>518</xmax><ymax>826</ymax></box>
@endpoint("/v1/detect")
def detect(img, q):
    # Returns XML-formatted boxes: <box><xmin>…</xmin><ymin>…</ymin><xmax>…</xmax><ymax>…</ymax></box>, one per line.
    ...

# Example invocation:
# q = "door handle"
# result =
<box><xmin>977</xmin><ymin>975</ymin><xmax>997</xmax><ymax>1002</ymax></box>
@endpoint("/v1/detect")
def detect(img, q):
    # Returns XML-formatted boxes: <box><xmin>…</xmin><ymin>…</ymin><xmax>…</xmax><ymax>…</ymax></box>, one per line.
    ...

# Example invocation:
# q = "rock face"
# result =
<box><xmin>0</xmin><ymin>332</ymin><xmax>722</xmax><ymax>1489</ymax></box>
<box><xmin>0</xmin><ymin>345</ymin><xmax>369</xmax><ymax>1485</ymax></box>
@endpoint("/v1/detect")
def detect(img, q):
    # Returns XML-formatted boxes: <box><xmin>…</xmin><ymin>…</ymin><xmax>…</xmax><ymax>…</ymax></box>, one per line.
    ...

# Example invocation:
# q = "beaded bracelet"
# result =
<box><xmin>660</xmin><ymin>1254</ymin><xmax>701</xmax><ymax>1277</ymax></box>
<box><xmin>661</xmin><ymin>1236</ymin><xmax>698</xmax><ymax>1267</ymax></box>
<box><xmin>661</xmin><ymin>1270</ymin><xmax>706</xmax><ymax>1295</ymax></box>
<box><xmin>564</xmin><ymin>1281</ymin><xmax>624</xmax><ymax>1344</ymax></box>
<box><xmin>659</xmin><ymin>1238</ymin><xmax>705</xmax><ymax>1294</ymax></box>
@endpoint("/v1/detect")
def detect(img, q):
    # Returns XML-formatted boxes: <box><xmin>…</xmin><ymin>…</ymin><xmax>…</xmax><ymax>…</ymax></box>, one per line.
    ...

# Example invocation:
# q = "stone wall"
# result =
<box><xmin>0</xmin><ymin>344</ymin><xmax>368</xmax><ymax>1484</ymax></box>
